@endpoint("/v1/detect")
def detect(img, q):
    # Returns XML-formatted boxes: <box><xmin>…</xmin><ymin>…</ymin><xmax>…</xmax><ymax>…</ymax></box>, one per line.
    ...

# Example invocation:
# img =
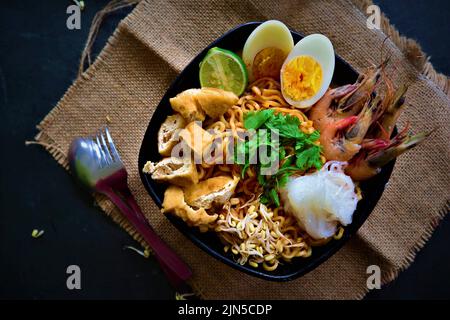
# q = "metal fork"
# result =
<box><xmin>68</xmin><ymin>127</ymin><xmax>192</xmax><ymax>289</ymax></box>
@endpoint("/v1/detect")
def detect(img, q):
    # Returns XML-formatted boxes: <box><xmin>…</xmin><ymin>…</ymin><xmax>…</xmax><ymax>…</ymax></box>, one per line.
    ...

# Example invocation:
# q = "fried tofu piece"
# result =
<box><xmin>158</xmin><ymin>114</ymin><xmax>186</xmax><ymax>156</ymax></box>
<box><xmin>169</xmin><ymin>89</ymin><xmax>205</xmax><ymax>122</ymax></box>
<box><xmin>179</xmin><ymin>121</ymin><xmax>214</xmax><ymax>157</ymax></box>
<box><xmin>169</xmin><ymin>88</ymin><xmax>238</xmax><ymax>121</ymax></box>
<box><xmin>195</xmin><ymin>88</ymin><xmax>239</xmax><ymax>119</ymax></box>
<box><xmin>162</xmin><ymin>185</ymin><xmax>217</xmax><ymax>227</ymax></box>
<box><xmin>142</xmin><ymin>157</ymin><xmax>198</xmax><ymax>187</ymax></box>
<box><xmin>184</xmin><ymin>175</ymin><xmax>240</xmax><ymax>209</ymax></box>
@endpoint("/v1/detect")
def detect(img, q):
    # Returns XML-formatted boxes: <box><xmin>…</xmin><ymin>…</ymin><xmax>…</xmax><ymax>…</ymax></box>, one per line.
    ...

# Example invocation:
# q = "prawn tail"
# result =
<box><xmin>374</xmin><ymin>84</ymin><xmax>409</xmax><ymax>138</ymax></box>
<box><xmin>345</xmin><ymin>95</ymin><xmax>380</xmax><ymax>143</ymax></box>
<box><xmin>367</xmin><ymin>131</ymin><xmax>431</xmax><ymax>168</ymax></box>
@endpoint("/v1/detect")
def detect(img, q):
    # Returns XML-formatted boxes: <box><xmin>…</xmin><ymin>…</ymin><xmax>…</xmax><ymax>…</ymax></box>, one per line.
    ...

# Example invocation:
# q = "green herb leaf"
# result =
<box><xmin>241</xmin><ymin>163</ymin><xmax>250</xmax><ymax>178</ymax></box>
<box><xmin>244</xmin><ymin>109</ymin><xmax>274</xmax><ymax>129</ymax></box>
<box><xmin>260</xmin><ymin>195</ymin><xmax>269</xmax><ymax>204</ymax></box>
<box><xmin>277</xmin><ymin>172</ymin><xmax>290</xmax><ymax>188</ymax></box>
<box><xmin>269</xmin><ymin>189</ymin><xmax>280</xmax><ymax>207</ymax></box>
<box><xmin>257</xmin><ymin>172</ymin><xmax>266</xmax><ymax>186</ymax></box>
<box><xmin>308</xmin><ymin>129</ymin><xmax>320</xmax><ymax>142</ymax></box>
<box><xmin>265</xmin><ymin>113</ymin><xmax>303</xmax><ymax>139</ymax></box>
<box><xmin>239</xmin><ymin>110</ymin><xmax>323</xmax><ymax>207</ymax></box>
<box><xmin>295</xmin><ymin>145</ymin><xmax>323</xmax><ymax>170</ymax></box>
<box><xmin>280</xmin><ymin>155</ymin><xmax>293</xmax><ymax>169</ymax></box>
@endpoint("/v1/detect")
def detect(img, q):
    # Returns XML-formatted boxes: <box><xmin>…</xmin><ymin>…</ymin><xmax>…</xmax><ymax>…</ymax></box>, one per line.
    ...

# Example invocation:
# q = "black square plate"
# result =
<box><xmin>138</xmin><ymin>22</ymin><xmax>395</xmax><ymax>281</ymax></box>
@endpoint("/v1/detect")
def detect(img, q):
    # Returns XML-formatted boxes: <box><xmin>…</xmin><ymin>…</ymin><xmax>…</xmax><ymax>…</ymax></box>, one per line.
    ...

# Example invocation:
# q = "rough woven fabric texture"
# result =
<box><xmin>35</xmin><ymin>0</ymin><xmax>450</xmax><ymax>299</ymax></box>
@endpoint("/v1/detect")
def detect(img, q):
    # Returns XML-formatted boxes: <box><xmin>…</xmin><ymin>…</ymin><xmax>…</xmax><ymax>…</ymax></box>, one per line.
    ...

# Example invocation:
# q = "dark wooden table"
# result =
<box><xmin>0</xmin><ymin>0</ymin><xmax>449</xmax><ymax>299</ymax></box>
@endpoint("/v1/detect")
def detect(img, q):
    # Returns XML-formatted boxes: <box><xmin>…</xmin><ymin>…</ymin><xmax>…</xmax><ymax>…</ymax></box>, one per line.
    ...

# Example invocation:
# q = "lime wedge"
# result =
<box><xmin>199</xmin><ymin>47</ymin><xmax>248</xmax><ymax>96</ymax></box>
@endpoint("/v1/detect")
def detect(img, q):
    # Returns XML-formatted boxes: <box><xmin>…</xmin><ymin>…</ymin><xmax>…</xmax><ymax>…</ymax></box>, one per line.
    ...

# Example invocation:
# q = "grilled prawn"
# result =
<box><xmin>309</xmin><ymin>61</ymin><xmax>430</xmax><ymax>180</ymax></box>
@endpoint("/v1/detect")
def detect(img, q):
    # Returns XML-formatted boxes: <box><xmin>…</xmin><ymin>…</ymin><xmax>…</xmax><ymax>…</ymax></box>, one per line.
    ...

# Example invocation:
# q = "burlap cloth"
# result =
<box><xmin>34</xmin><ymin>0</ymin><xmax>450</xmax><ymax>299</ymax></box>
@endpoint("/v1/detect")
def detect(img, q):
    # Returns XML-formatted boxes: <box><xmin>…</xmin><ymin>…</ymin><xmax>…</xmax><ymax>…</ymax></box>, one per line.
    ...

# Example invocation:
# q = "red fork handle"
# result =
<box><xmin>102</xmin><ymin>188</ymin><xmax>192</xmax><ymax>288</ymax></box>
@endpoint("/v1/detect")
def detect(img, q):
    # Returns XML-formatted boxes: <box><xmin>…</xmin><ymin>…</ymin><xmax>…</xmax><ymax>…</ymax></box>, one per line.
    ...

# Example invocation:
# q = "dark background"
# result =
<box><xmin>0</xmin><ymin>0</ymin><xmax>449</xmax><ymax>300</ymax></box>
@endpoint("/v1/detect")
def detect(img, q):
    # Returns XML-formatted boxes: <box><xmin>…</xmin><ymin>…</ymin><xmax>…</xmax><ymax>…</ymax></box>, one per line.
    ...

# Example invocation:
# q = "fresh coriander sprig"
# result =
<box><xmin>238</xmin><ymin>110</ymin><xmax>322</xmax><ymax>206</ymax></box>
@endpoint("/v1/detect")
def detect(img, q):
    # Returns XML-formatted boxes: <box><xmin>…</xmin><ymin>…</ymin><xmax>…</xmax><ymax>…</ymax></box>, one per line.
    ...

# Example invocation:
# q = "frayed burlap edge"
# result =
<box><xmin>355</xmin><ymin>200</ymin><xmax>450</xmax><ymax>299</ymax></box>
<box><xmin>351</xmin><ymin>0</ymin><xmax>450</xmax><ymax>299</ymax></box>
<box><xmin>33</xmin><ymin>9</ymin><xmax>150</xmax><ymax>252</ymax></box>
<box><xmin>351</xmin><ymin>0</ymin><xmax>449</xmax><ymax>96</ymax></box>
<box><xmin>31</xmin><ymin>0</ymin><xmax>449</xmax><ymax>300</ymax></box>
<box><xmin>30</xmin><ymin>1</ymin><xmax>208</xmax><ymax>296</ymax></box>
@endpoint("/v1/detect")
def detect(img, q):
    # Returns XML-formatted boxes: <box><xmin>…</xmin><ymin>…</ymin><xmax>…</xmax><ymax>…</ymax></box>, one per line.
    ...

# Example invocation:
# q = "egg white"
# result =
<box><xmin>280</xmin><ymin>34</ymin><xmax>335</xmax><ymax>108</ymax></box>
<box><xmin>243</xmin><ymin>20</ymin><xmax>294</xmax><ymax>81</ymax></box>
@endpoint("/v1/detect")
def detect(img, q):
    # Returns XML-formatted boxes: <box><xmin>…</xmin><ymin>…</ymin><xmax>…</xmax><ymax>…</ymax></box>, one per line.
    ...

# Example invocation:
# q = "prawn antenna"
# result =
<box><xmin>380</xmin><ymin>36</ymin><xmax>392</xmax><ymax>68</ymax></box>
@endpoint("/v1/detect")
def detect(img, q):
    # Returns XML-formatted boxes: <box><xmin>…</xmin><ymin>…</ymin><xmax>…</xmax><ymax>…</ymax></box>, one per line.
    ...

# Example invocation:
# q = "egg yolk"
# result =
<box><xmin>282</xmin><ymin>55</ymin><xmax>323</xmax><ymax>101</ymax></box>
<box><xmin>252</xmin><ymin>47</ymin><xmax>287</xmax><ymax>80</ymax></box>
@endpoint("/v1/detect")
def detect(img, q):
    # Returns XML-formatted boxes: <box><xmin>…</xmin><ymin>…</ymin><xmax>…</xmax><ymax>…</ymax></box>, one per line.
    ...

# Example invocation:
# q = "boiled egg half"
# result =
<box><xmin>281</xmin><ymin>34</ymin><xmax>335</xmax><ymax>108</ymax></box>
<box><xmin>243</xmin><ymin>20</ymin><xmax>294</xmax><ymax>81</ymax></box>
